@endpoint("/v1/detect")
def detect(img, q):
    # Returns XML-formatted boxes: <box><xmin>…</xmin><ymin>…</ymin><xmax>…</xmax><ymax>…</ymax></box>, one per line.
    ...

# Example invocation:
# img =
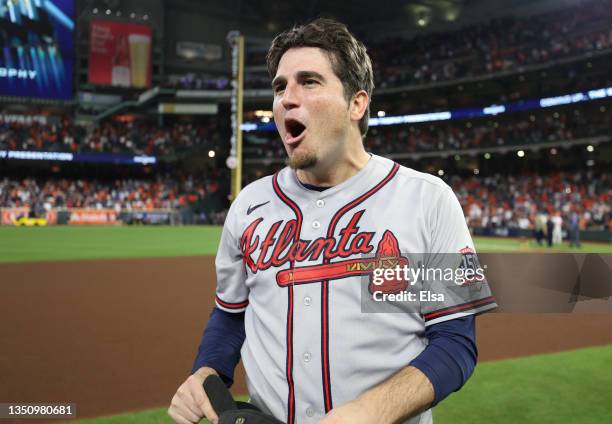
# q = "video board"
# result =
<box><xmin>0</xmin><ymin>0</ymin><xmax>74</xmax><ymax>100</ymax></box>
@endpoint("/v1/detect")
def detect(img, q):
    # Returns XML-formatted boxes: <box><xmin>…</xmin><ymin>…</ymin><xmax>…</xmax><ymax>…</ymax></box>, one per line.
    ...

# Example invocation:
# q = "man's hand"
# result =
<box><xmin>318</xmin><ymin>399</ymin><xmax>379</xmax><ymax>424</ymax></box>
<box><xmin>168</xmin><ymin>366</ymin><xmax>220</xmax><ymax>424</ymax></box>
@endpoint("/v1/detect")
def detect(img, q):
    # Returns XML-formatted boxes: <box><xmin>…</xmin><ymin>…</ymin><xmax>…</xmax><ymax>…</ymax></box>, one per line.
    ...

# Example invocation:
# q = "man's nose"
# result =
<box><xmin>281</xmin><ymin>84</ymin><xmax>300</xmax><ymax>109</ymax></box>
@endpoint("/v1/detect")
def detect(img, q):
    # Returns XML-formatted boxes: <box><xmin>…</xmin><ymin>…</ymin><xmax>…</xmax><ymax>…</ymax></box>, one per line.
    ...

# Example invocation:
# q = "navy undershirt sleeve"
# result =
<box><xmin>192</xmin><ymin>307</ymin><xmax>246</xmax><ymax>387</ymax></box>
<box><xmin>409</xmin><ymin>316</ymin><xmax>478</xmax><ymax>407</ymax></box>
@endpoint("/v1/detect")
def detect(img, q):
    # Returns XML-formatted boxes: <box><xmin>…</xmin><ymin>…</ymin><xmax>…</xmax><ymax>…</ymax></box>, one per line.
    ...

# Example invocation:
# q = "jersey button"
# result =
<box><xmin>312</xmin><ymin>221</ymin><xmax>321</xmax><ymax>229</ymax></box>
<box><xmin>316</xmin><ymin>199</ymin><xmax>325</xmax><ymax>208</ymax></box>
<box><xmin>303</xmin><ymin>352</ymin><xmax>311</xmax><ymax>362</ymax></box>
<box><xmin>306</xmin><ymin>407</ymin><xmax>314</xmax><ymax>417</ymax></box>
<box><xmin>304</xmin><ymin>296</ymin><xmax>312</xmax><ymax>306</ymax></box>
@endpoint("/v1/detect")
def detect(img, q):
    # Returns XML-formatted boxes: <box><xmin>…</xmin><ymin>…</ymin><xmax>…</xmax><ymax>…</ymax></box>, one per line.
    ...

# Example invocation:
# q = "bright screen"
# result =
<box><xmin>0</xmin><ymin>0</ymin><xmax>74</xmax><ymax>100</ymax></box>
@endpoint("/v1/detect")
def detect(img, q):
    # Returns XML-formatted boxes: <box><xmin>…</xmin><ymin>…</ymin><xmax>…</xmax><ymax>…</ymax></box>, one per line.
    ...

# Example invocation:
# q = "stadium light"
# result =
<box><xmin>377</xmin><ymin>111</ymin><xmax>386</xmax><ymax>117</ymax></box>
<box><xmin>143</xmin><ymin>14</ymin><xmax>149</xmax><ymax>20</ymax></box>
<box><xmin>130</xmin><ymin>12</ymin><xmax>136</xmax><ymax>18</ymax></box>
<box><xmin>261</xmin><ymin>117</ymin><xmax>270</xmax><ymax>123</ymax></box>
<box><xmin>484</xmin><ymin>153</ymin><xmax>491</xmax><ymax>159</ymax></box>
<box><xmin>438</xmin><ymin>170</ymin><xmax>444</xmax><ymax>176</ymax></box>
<box><xmin>93</xmin><ymin>8</ymin><xmax>98</xmax><ymax>14</ymax></box>
<box><xmin>105</xmin><ymin>9</ymin><xmax>111</xmax><ymax>15</ymax></box>
<box><xmin>454</xmin><ymin>155</ymin><xmax>461</xmax><ymax>161</ymax></box>
<box><xmin>208</xmin><ymin>150</ymin><xmax>216</xmax><ymax>158</ymax></box>
<box><xmin>586</xmin><ymin>160</ymin><xmax>595</xmax><ymax>167</ymax></box>
<box><xmin>517</xmin><ymin>150</ymin><xmax>525</xmax><ymax>158</ymax></box>
<box><xmin>586</xmin><ymin>145</ymin><xmax>594</xmax><ymax>152</ymax></box>
<box><xmin>550</xmin><ymin>148</ymin><xmax>557</xmax><ymax>155</ymax></box>
<box><xmin>445</xmin><ymin>7</ymin><xmax>459</xmax><ymax>22</ymax></box>
<box><xmin>474</xmin><ymin>169</ymin><xmax>480</xmax><ymax>175</ymax></box>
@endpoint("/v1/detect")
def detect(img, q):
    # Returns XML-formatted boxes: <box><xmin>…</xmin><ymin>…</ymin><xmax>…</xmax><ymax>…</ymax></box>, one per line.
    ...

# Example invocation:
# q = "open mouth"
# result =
<box><xmin>284</xmin><ymin>118</ymin><xmax>307</xmax><ymax>144</ymax></box>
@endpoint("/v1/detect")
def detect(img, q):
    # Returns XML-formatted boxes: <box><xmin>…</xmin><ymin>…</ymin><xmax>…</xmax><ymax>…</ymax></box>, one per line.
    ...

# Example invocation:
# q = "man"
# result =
<box><xmin>534</xmin><ymin>211</ymin><xmax>547</xmax><ymax>246</ymax></box>
<box><xmin>569</xmin><ymin>211</ymin><xmax>581</xmax><ymax>248</ymax></box>
<box><xmin>546</xmin><ymin>215</ymin><xmax>554</xmax><ymax>248</ymax></box>
<box><xmin>169</xmin><ymin>19</ymin><xmax>496</xmax><ymax>424</ymax></box>
<box><xmin>551</xmin><ymin>212</ymin><xmax>563</xmax><ymax>245</ymax></box>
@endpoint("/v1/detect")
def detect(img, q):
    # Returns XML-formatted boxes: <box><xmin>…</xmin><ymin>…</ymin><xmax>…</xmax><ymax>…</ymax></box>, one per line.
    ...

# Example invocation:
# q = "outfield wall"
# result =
<box><xmin>2</xmin><ymin>207</ymin><xmax>610</xmax><ymax>243</ymax></box>
<box><xmin>473</xmin><ymin>226</ymin><xmax>612</xmax><ymax>243</ymax></box>
<box><xmin>1</xmin><ymin>207</ymin><xmax>180</xmax><ymax>226</ymax></box>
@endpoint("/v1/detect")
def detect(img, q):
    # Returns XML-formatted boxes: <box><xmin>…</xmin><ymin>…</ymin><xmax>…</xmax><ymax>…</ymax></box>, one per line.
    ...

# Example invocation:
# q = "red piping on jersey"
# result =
<box><xmin>321</xmin><ymin>162</ymin><xmax>400</xmax><ymax>413</ymax></box>
<box><xmin>285</xmin><ymin>285</ymin><xmax>295</xmax><ymax>423</ymax></box>
<box><xmin>424</xmin><ymin>296</ymin><xmax>496</xmax><ymax>321</ymax></box>
<box><xmin>272</xmin><ymin>172</ymin><xmax>303</xmax><ymax>424</ymax></box>
<box><xmin>215</xmin><ymin>295</ymin><xmax>249</xmax><ymax>310</ymax></box>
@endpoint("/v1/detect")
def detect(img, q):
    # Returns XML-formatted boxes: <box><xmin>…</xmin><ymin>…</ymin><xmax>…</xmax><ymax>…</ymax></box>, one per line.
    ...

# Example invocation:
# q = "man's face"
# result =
<box><xmin>272</xmin><ymin>47</ymin><xmax>352</xmax><ymax>170</ymax></box>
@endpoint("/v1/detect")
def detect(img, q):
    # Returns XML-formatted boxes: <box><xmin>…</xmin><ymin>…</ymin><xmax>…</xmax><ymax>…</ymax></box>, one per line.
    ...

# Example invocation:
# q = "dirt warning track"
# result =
<box><xmin>1</xmin><ymin>257</ymin><xmax>611</xmax><ymax>421</ymax></box>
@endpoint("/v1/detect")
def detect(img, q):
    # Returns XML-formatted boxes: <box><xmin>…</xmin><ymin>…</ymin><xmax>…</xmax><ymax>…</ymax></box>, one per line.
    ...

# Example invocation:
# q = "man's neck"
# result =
<box><xmin>296</xmin><ymin>148</ymin><xmax>371</xmax><ymax>187</ymax></box>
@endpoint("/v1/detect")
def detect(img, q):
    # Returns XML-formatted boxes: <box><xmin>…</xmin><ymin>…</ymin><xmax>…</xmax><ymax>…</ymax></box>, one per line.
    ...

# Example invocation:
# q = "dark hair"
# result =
<box><xmin>266</xmin><ymin>18</ymin><xmax>374</xmax><ymax>136</ymax></box>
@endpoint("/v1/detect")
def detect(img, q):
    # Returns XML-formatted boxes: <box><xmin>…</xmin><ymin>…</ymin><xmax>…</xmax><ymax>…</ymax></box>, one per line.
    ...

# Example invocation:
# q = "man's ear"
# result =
<box><xmin>350</xmin><ymin>90</ymin><xmax>369</xmax><ymax>122</ymax></box>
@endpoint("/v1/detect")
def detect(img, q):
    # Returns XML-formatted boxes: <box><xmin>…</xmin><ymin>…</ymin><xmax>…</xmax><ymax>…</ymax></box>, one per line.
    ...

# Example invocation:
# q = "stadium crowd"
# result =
<box><xmin>2</xmin><ymin>171</ymin><xmax>609</xmax><ymax>232</ymax></box>
<box><xmin>452</xmin><ymin>172</ymin><xmax>611</xmax><ymax>233</ymax></box>
<box><xmin>244</xmin><ymin>105</ymin><xmax>610</xmax><ymax>158</ymax></box>
<box><xmin>0</xmin><ymin>118</ymin><xmax>221</xmax><ymax>156</ymax></box>
<box><xmin>371</xmin><ymin>2</ymin><xmax>612</xmax><ymax>88</ymax></box>
<box><xmin>0</xmin><ymin>175</ymin><xmax>228</xmax><ymax>224</ymax></box>
<box><xmin>228</xmin><ymin>1</ymin><xmax>612</xmax><ymax>90</ymax></box>
<box><xmin>2</xmin><ymin>100</ymin><xmax>609</xmax><ymax>162</ymax></box>
<box><xmin>365</xmin><ymin>106</ymin><xmax>610</xmax><ymax>154</ymax></box>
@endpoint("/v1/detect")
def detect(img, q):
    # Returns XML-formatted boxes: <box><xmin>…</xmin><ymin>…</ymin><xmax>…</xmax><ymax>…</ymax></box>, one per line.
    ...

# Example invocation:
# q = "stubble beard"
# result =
<box><xmin>286</xmin><ymin>150</ymin><xmax>318</xmax><ymax>170</ymax></box>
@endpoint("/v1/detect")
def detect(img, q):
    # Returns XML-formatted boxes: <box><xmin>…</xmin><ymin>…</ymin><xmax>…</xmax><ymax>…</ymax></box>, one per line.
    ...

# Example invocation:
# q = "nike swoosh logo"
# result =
<box><xmin>247</xmin><ymin>201</ymin><xmax>270</xmax><ymax>215</ymax></box>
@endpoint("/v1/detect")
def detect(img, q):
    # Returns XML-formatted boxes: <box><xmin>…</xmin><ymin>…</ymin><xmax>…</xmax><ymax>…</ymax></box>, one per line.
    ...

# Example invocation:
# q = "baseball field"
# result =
<box><xmin>1</xmin><ymin>226</ymin><xmax>611</xmax><ymax>423</ymax></box>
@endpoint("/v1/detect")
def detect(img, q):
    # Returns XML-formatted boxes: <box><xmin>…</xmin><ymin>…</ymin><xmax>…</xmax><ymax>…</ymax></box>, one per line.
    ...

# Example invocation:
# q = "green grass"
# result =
<box><xmin>473</xmin><ymin>237</ymin><xmax>612</xmax><ymax>253</ymax></box>
<box><xmin>71</xmin><ymin>396</ymin><xmax>250</xmax><ymax>424</ymax></box>
<box><xmin>433</xmin><ymin>344</ymin><xmax>612</xmax><ymax>423</ymax></box>
<box><xmin>1</xmin><ymin>226</ymin><xmax>610</xmax><ymax>263</ymax></box>
<box><xmin>69</xmin><ymin>345</ymin><xmax>612</xmax><ymax>423</ymax></box>
<box><xmin>0</xmin><ymin>226</ymin><xmax>222</xmax><ymax>263</ymax></box>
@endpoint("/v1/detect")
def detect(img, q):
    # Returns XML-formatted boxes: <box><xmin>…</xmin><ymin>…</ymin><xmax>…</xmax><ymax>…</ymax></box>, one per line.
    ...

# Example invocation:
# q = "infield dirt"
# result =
<box><xmin>2</xmin><ymin>256</ymin><xmax>612</xmax><ymax>421</ymax></box>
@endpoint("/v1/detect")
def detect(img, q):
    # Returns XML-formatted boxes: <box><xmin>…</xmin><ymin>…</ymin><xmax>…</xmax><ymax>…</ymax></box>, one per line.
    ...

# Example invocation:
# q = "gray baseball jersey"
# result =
<box><xmin>215</xmin><ymin>154</ymin><xmax>496</xmax><ymax>424</ymax></box>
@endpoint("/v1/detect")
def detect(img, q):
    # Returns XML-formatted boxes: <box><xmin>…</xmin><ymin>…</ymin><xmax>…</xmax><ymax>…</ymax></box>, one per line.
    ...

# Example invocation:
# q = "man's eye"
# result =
<box><xmin>273</xmin><ymin>86</ymin><xmax>285</xmax><ymax>94</ymax></box>
<box><xmin>303</xmin><ymin>79</ymin><xmax>318</xmax><ymax>86</ymax></box>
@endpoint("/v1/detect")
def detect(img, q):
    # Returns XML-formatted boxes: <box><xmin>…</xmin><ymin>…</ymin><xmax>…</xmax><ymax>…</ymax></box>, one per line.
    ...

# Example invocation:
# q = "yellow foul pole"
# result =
<box><xmin>228</xmin><ymin>32</ymin><xmax>244</xmax><ymax>201</ymax></box>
